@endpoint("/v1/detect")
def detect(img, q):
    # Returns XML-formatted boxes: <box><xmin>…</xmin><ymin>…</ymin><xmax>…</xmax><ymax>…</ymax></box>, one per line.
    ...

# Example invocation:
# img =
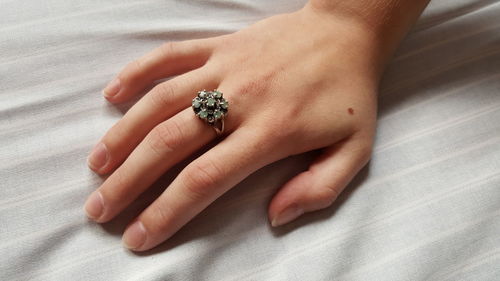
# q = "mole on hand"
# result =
<box><xmin>348</xmin><ymin>108</ymin><xmax>354</xmax><ymax>115</ymax></box>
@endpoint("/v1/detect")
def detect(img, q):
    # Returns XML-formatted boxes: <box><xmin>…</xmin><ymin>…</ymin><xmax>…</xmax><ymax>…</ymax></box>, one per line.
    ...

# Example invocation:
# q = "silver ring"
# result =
<box><xmin>192</xmin><ymin>89</ymin><xmax>228</xmax><ymax>136</ymax></box>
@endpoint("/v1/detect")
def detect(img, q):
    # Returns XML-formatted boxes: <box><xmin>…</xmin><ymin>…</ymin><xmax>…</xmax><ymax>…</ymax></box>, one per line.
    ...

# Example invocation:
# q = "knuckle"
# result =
<box><xmin>232</xmin><ymin>73</ymin><xmax>273</xmax><ymax>98</ymax></box>
<box><xmin>159</xmin><ymin>42</ymin><xmax>178</xmax><ymax>57</ymax></box>
<box><xmin>101</xmin><ymin>121</ymin><xmax>126</xmax><ymax>150</ymax></box>
<box><xmin>355</xmin><ymin>141</ymin><xmax>374</xmax><ymax>165</ymax></box>
<box><xmin>232</xmin><ymin>79</ymin><xmax>257</xmax><ymax>97</ymax></box>
<box><xmin>147</xmin><ymin>119</ymin><xmax>184</xmax><ymax>154</ymax></box>
<box><xmin>258</xmin><ymin>116</ymin><xmax>295</xmax><ymax>145</ymax></box>
<box><xmin>182</xmin><ymin>159</ymin><xmax>225</xmax><ymax>200</ymax></box>
<box><xmin>253</xmin><ymin>128</ymin><xmax>279</xmax><ymax>153</ymax></box>
<box><xmin>105</xmin><ymin>168</ymin><xmax>128</xmax><ymax>204</ymax></box>
<box><xmin>297</xmin><ymin>170</ymin><xmax>339</xmax><ymax>209</ymax></box>
<box><xmin>147</xmin><ymin>203</ymin><xmax>173</xmax><ymax>233</ymax></box>
<box><xmin>316</xmin><ymin>185</ymin><xmax>340</xmax><ymax>209</ymax></box>
<box><xmin>149</xmin><ymin>81</ymin><xmax>177</xmax><ymax>107</ymax></box>
<box><xmin>361</xmin><ymin>146</ymin><xmax>373</xmax><ymax>162</ymax></box>
<box><xmin>122</xmin><ymin>59</ymin><xmax>144</xmax><ymax>81</ymax></box>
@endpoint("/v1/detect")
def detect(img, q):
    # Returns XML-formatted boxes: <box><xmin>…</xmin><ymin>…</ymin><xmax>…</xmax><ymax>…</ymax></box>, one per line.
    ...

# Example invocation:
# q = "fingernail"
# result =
<box><xmin>84</xmin><ymin>191</ymin><xmax>104</xmax><ymax>220</ymax></box>
<box><xmin>103</xmin><ymin>78</ymin><xmax>121</xmax><ymax>98</ymax></box>
<box><xmin>87</xmin><ymin>142</ymin><xmax>108</xmax><ymax>171</ymax></box>
<box><xmin>123</xmin><ymin>220</ymin><xmax>146</xmax><ymax>250</ymax></box>
<box><xmin>271</xmin><ymin>204</ymin><xmax>304</xmax><ymax>227</ymax></box>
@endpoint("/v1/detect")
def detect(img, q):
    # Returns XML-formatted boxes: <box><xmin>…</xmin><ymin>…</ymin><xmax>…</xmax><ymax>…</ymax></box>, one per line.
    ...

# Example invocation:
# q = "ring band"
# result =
<box><xmin>192</xmin><ymin>89</ymin><xmax>228</xmax><ymax>136</ymax></box>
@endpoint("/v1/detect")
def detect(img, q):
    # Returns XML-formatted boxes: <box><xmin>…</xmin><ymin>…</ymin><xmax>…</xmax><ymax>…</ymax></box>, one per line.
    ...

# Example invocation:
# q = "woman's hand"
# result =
<box><xmin>84</xmin><ymin>1</ymin><xmax>422</xmax><ymax>251</ymax></box>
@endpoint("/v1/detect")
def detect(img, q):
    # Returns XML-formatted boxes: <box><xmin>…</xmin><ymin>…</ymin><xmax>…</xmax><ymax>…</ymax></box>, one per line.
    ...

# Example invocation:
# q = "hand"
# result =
<box><xmin>85</xmin><ymin>3</ymin><xmax>382</xmax><ymax>251</ymax></box>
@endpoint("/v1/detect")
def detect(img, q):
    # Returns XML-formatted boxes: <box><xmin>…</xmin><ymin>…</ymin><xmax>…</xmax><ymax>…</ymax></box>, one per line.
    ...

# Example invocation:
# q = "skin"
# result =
<box><xmin>85</xmin><ymin>0</ymin><xmax>431</xmax><ymax>251</ymax></box>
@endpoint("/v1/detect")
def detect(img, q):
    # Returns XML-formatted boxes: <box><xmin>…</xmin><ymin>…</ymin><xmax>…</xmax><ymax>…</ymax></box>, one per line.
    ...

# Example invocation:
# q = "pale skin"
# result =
<box><xmin>85</xmin><ymin>0</ymin><xmax>431</xmax><ymax>251</ymax></box>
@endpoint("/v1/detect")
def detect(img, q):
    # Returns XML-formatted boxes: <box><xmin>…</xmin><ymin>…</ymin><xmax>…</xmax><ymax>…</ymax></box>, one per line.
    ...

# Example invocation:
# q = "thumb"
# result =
<box><xmin>268</xmin><ymin>135</ymin><xmax>372</xmax><ymax>227</ymax></box>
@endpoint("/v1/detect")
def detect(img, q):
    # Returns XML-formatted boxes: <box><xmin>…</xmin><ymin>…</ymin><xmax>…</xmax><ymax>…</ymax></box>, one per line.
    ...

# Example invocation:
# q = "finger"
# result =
<box><xmin>102</xmin><ymin>38</ymin><xmax>217</xmax><ymax>103</ymax></box>
<box><xmin>84</xmin><ymin>108</ymin><xmax>217</xmax><ymax>223</ymax></box>
<box><xmin>87</xmin><ymin>67</ymin><xmax>218</xmax><ymax>175</ymax></box>
<box><xmin>122</xmin><ymin>129</ymin><xmax>279</xmax><ymax>251</ymax></box>
<box><xmin>268</xmin><ymin>135</ymin><xmax>373</xmax><ymax>227</ymax></box>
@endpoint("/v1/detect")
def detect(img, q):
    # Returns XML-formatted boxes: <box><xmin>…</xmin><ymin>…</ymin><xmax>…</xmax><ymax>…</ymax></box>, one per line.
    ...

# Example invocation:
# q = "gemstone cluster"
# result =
<box><xmin>192</xmin><ymin>90</ymin><xmax>228</xmax><ymax>125</ymax></box>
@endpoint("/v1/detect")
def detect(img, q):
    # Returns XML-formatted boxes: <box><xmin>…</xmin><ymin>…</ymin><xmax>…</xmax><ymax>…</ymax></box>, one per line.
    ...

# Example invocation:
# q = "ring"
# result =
<box><xmin>192</xmin><ymin>89</ymin><xmax>228</xmax><ymax>136</ymax></box>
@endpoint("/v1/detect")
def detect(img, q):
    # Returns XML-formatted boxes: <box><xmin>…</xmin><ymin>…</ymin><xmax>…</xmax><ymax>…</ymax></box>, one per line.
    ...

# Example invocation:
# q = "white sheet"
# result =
<box><xmin>1</xmin><ymin>0</ymin><xmax>500</xmax><ymax>280</ymax></box>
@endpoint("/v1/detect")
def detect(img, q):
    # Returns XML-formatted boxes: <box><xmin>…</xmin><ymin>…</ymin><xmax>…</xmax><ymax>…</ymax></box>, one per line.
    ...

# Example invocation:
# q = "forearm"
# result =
<box><xmin>307</xmin><ymin>0</ymin><xmax>431</xmax><ymax>77</ymax></box>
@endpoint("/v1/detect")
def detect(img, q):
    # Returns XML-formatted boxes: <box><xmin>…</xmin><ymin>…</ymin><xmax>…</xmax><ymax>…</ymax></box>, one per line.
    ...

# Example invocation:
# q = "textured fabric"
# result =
<box><xmin>1</xmin><ymin>0</ymin><xmax>500</xmax><ymax>280</ymax></box>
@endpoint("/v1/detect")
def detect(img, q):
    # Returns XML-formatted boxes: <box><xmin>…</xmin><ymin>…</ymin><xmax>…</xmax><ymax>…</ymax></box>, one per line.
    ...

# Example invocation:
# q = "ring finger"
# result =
<box><xmin>87</xmin><ymin>67</ymin><xmax>219</xmax><ymax>175</ymax></box>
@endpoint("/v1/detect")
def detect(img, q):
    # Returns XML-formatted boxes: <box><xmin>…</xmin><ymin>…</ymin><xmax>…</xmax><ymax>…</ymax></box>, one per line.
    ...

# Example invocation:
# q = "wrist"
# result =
<box><xmin>304</xmin><ymin>0</ymin><xmax>430</xmax><ymax>78</ymax></box>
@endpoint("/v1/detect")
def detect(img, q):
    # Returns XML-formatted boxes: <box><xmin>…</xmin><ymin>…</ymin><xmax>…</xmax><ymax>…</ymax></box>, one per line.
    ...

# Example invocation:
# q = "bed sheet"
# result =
<box><xmin>1</xmin><ymin>0</ymin><xmax>500</xmax><ymax>280</ymax></box>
